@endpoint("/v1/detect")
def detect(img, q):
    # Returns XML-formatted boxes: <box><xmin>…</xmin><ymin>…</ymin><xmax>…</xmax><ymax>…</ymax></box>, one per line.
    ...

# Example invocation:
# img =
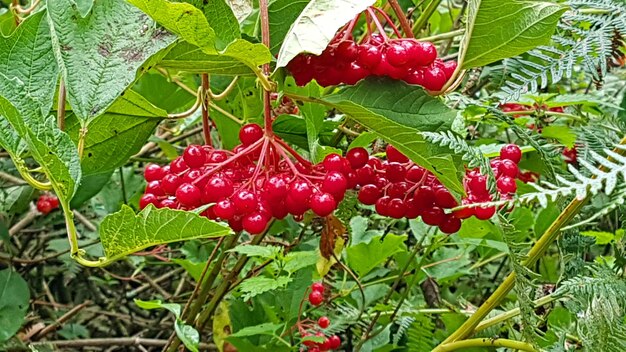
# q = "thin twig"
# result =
<box><xmin>388</xmin><ymin>0</ymin><xmax>414</xmax><ymax>37</ymax></box>
<box><xmin>30</xmin><ymin>338</ymin><xmax>216</xmax><ymax>350</ymax></box>
<box><xmin>32</xmin><ymin>301</ymin><xmax>91</xmax><ymax>340</ymax></box>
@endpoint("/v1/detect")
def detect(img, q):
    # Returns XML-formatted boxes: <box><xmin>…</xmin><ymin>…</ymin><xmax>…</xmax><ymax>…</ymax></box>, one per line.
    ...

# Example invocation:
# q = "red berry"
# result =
<box><xmin>144</xmin><ymin>163</ymin><xmax>166</xmax><ymax>181</ymax></box>
<box><xmin>176</xmin><ymin>183</ymin><xmax>202</xmax><ymax>207</ymax></box>
<box><xmin>343</xmin><ymin>62</ymin><xmax>369</xmax><ymax>85</ymax></box>
<box><xmin>414</xmin><ymin>185</ymin><xmax>436</xmax><ymax>206</ymax></box>
<box><xmin>346</xmin><ymin>147</ymin><xmax>369</xmax><ymax>169</ymax></box>
<box><xmin>318</xmin><ymin>316</ymin><xmax>330</xmax><ymax>328</ymax></box>
<box><xmin>336</xmin><ymin>40</ymin><xmax>359</xmax><ymax>61</ymax></box>
<box><xmin>387</xmin><ymin>198</ymin><xmax>406</xmax><ymax>219</ymax></box>
<box><xmin>47</xmin><ymin>195</ymin><xmax>59</xmax><ymax>209</ymax></box>
<box><xmin>265</xmin><ymin>175</ymin><xmax>289</xmax><ymax>200</ymax></box>
<box><xmin>170</xmin><ymin>156</ymin><xmax>188</xmax><ymax>174</ymax></box>
<box><xmin>160</xmin><ymin>198</ymin><xmax>178</xmax><ymax>209</ymax></box>
<box><xmin>441</xmin><ymin>60</ymin><xmax>457</xmax><ymax>79</ymax></box>
<box><xmin>204</xmin><ymin>177</ymin><xmax>234</xmax><ymax>203</ymax></box>
<box><xmin>357</xmin><ymin>45</ymin><xmax>382</xmax><ymax>69</ymax></box>
<box><xmin>242</xmin><ymin>212</ymin><xmax>269</xmax><ymax>234</ymax></box>
<box><xmin>404</xmin><ymin>68</ymin><xmax>426</xmax><ymax>85</ymax></box>
<box><xmin>387</xmin><ymin>182</ymin><xmax>409</xmax><ymax>199</ymax></box>
<box><xmin>146</xmin><ymin>180</ymin><xmax>165</xmax><ymax>196</ymax></box>
<box><xmin>386</xmin><ymin>42</ymin><xmax>409</xmax><ymax>67</ymax></box>
<box><xmin>214</xmin><ymin>199</ymin><xmax>236</xmax><ymax>219</ymax></box>
<box><xmin>232</xmin><ymin>190</ymin><xmax>258</xmax><ymax>213</ymax></box>
<box><xmin>311</xmin><ymin>282</ymin><xmax>325</xmax><ymax>293</ymax></box>
<box><xmin>375</xmin><ymin>196</ymin><xmax>392</xmax><ymax>216</ymax></box>
<box><xmin>475</xmin><ymin>205</ymin><xmax>496</xmax><ymax>220</ymax></box>
<box><xmin>422</xmin><ymin>207</ymin><xmax>445</xmax><ymax>226</ymax></box>
<box><xmin>434</xmin><ymin>187</ymin><xmax>458</xmax><ymax>208</ymax></box>
<box><xmin>499</xmin><ymin>159</ymin><xmax>519</xmax><ymax>178</ymax></box>
<box><xmin>385</xmin><ymin>145</ymin><xmax>409</xmax><ymax>163</ymax></box>
<box><xmin>406</xmin><ymin>165</ymin><xmax>425</xmax><ymax>182</ymax></box>
<box><xmin>500</xmin><ymin>144</ymin><xmax>522</xmax><ymax>164</ymax></box>
<box><xmin>239</xmin><ymin>123</ymin><xmax>264</xmax><ymax>146</ymax></box>
<box><xmin>288</xmin><ymin>180</ymin><xmax>313</xmax><ymax>204</ymax></box>
<box><xmin>322</xmin><ymin>171</ymin><xmax>348</xmax><ymax>196</ymax></box>
<box><xmin>309</xmin><ymin>290</ymin><xmax>324</xmax><ymax>306</ymax></box>
<box><xmin>467</xmin><ymin>174</ymin><xmax>488</xmax><ymax>194</ymax></box>
<box><xmin>385</xmin><ymin>162</ymin><xmax>407</xmax><ymax>183</ymax></box>
<box><xmin>422</xmin><ymin>65</ymin><xmax>447</xmax><ymax>91</ymax></box>
<box><xmin>228</xmin><ymin>216</ymin><xmax>244</xmax><ymax>232</ymax></box>
<box><xmin>497</xmin><ymin>176</ymin><xmax>517</xmax><ymax>194</ymax></box>
<box><xmin>139</xmin><ymin>193</ymin><xmax>158</xmax><ymax>210</ymax></box>
<box><xmin>36</xmin><ymin>199</ymin><xmax>53</xmax><ymax>214</ymax></box>
<box><xmin>414</xmin><ymin>41</ymin><xmax>437</xmax><ymax>66</ymax></box>
<box><xmin>355</xmin><ymin>165</ymin><xmax>376</xmax><ymax>185</ymax></box>
<box><xmin>162</xmin><ymin>174</ymin><xmax>182</xmax><ymax>195</ymax></box>
<box><xmin>328</xmin><ymin>335</ymin><xmax>341</xmax><ymax>349</ymax></box>
<box><xmin>183</xmin><ymin>145</ymin><xmax>207</xmax><ymax>169</ymax></box>
<box><xmin>322</xmin><ymin>154</ymin><xmax>345</xmax><ymax>172</ymax></box>
<box><xmin>439</xmin><ymin>214</ymin><xmax>462</xmax><ymax>234</ymax></box>
<box><xmin>310</xmin><ymin>192</ymin><xmax>337</xmax><ymax>217</ymax></box>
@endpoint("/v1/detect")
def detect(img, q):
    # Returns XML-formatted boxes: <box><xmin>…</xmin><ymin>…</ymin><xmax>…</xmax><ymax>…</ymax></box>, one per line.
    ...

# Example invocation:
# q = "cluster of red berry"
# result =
<box><xmin>139</xmin><ymin>124</ymin><xmax>358</xmax><ymax>234</ymax></box>
<box><xmin>36</xmin><ymin>193</ymin><xmax>59</xmax><ymax>215</ymax></box>
<box><xmin>298</xmin><ymin>283</ymin><xmax>341</xmax><ymax>351</ymax></box>
<box><xmin>286</xmin><ymin>8</ymin><xmax>456</xmax><ymax>91</ymax></box>
<box><xmin>349</xmin><ymin>144</ymin><xmax>521</xmax><ymax>233</ymax></box>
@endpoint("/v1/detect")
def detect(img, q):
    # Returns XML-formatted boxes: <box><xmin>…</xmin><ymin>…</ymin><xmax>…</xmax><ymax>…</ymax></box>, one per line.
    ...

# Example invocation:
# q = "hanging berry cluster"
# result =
<box><xmin>296</xmin><ymin>282</ymin><xmax>341</xmax><ymax>351</ymax></box>
<box><xmin>286</xmin><ymin>7</ymin><xmax>456</xmax><ymax>90</ymax></box>
<box><xmin>349</xmin><ymin>144</ymin><xmax>523</xmax><ymax>233</ymax></box>
<box><xmin>140</xmin><ymin>123</ymin><xmax>361</xmax><ymax>235</ymax></box>
<box><xmin>36</xmin><ymin>193</ymin><xmax>59</xmax><ymax>215</ymax></box>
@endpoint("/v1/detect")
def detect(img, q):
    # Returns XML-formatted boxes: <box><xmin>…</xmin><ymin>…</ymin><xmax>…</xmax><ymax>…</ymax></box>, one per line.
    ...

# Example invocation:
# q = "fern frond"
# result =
<box><xmin>406</xmin><ymin>314</ymin><xmax>435</xmax><ymax>352</ymax></box>
<box><xmin>393</xmin><ymin>316</ymin><xmax>415</xmax><ymax>345</ymax></box>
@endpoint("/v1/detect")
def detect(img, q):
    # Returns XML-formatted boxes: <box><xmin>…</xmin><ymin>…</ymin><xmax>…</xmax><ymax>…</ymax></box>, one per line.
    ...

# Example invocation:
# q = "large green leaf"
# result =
<box><xmin>129</xmin><ymin>0</ymin><xmax>271</xmax><ymax>73</ymax></box>
<box><xmin>0</xmin><ymin>269</ymin><xmax>29</xmax><ymax>342</ymax></box>
<box><xmin>347</xmin><ymin>234</ymin><xmax>407</xmax><ymax>277</ymax></box>
<box><xmin>269</xmin><ymin>0</ymin><xmax>309</xmax><ymax>55</ymax></box>
<box><xmin>186</xmin><ymin>0</ymin><xmax>241</xmax><ymax>49</ymax></box>
<box><xmin>99</xmin><ymin>205</ymin><xmax>231</xmax><ymax>263</ymax></box>
<box><xmin>462</xmin><ymin>0</ymin><xmax>566</xmax><ymax>69</ymax></box>
<box><xmin>0</xmin><ymin>11</ymin><xmax>58</xmax><ymax>116</ymax></box>
<box><xmin>159</xmin><ymin>42</ymin><xmax>255</xmax><ymax>76</ymax></box>
<box><xmin>319</xmin><ymin>78</ymin><xmax>464</xmax><ymax>194</ymax></box>
<box><xmin>65</xmin><ymin>90</ymin><xmax>164</xmax><ymax>176</ymax></box>
<box><xmin>46</xmin><ymin>0</ymin><xmax>176</xmax><ymax>121</ymax></box>
<box><xmin>276</xmin><ymin>0</ymin><xmax>375</xmax><ymax>68</ymax></box>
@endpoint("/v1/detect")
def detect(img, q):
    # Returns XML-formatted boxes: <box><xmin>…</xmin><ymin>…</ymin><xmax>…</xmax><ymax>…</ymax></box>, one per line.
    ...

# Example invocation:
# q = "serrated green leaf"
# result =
<box><xmin>99</xmin><ymin>205</ymin><xmax>230</xmax><ymax>263</ymax></box>
<box><xmin>46</xmin><ymin>0</ymin><xmax>176</xmax><ymax>121</ymax></box>
<box><xmin>160</xmin><ymin>41</ymin><xmax>256</xmax><ymax>76</ymax></box>
<box><xmin>186</xmin><ymin>0</ymin><xmax>241</xmax><ymax>49</ymax></box>
<box><xmin>0</xmin><ymin>269</ymin><xmax>29</xmax><ymax>342</ymax></box>
<box><xmin>65</xmin><ymin>90</ymin><xmax>163</xmax><ymax>176</ymax></box>
<box><xmin>283</xmin><ymin>251</ymin><xmax>318</xmax><ymax>273</ymax></box>
<box><xmin>319</xmin><ymin>77</ymin><xmax>463</xmax><ymax>194</ymax></box>
<box><xmin>276</xmin><ymin>0</ymin><xmax>375</xmax><ymax>67</ymax></box>
<box><xmin>269</xmin><ymin>0</ymin><xmax>309</xmax><ymax>55</ymax></box>
<box><xmin>134</xmin><ymin>299</ymin><xmax>182</xmax><ymax>317</ymax></box>
<box><xmin>462</xmin><ymin>0</ymin><xmax>566</xmax><ymax>68</ymax></box>
<box><xmin>347</xmin><ymin>234</ymin><xmax>407</xmax><ymax>277</ymax></box>
<box><xmin>229</xmin><ymin>322</ymin><xmax>282</xmax><ymax>338</ymax></box>
<box><xmin>230</xmin><ymin>245</ymin><xmax>282</xmax><ymax>259</ymax></box>
<box><xmin>541</xmin><ymin>125</ymin><xmax>576</xmax><ymax>148</ymax></box>
<box><xmin>239</xmin><ymin>276</ymin><xmax>293</xmax><ymax>300</ymax></box>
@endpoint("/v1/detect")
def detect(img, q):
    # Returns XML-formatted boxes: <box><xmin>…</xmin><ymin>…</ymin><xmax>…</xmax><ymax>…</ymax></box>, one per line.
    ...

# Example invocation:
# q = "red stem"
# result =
<box><xmin>259</xmin><ymin>0</ymin><xmax>274</xmax><ymax>136</ymax></box>
<box><xmin>367</xmin><ymin>8</ymin><xmax>390</xmax><ymax>40</ymax></box>
<box><xmin>371</xmin><ymin>7</ymin><xmax>403</xmax><ymax>38</ymax></box>
<box><xmin>387</xmin><ymin>0</ymin><xmax>414</xmax><ymax>38</ymax></box>
<box><xmin>340</xmin><ymin>13</ymin><xmax>361</xmax><ymax>41</ymax></box>
<box><xmin>201</xmin><ymin>74</ymin><xmax>212</xmax><ymax>146</ymax></box>
<box><xmin>274</xmin><ymin>138</ymin><xmax>313</xmax><ymax>168</ymax></box>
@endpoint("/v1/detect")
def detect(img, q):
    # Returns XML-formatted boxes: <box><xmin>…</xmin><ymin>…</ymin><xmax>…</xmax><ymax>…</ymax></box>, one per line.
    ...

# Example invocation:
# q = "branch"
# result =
<box><xmin>434</xmin><ymin>338</ymin><xmax>537</xmax><ymax>352</ymax></box>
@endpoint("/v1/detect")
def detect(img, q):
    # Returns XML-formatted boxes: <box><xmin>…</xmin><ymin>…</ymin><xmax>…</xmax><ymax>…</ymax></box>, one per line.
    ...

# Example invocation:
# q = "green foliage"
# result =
<box><xmin>135</xmin><ymin>299</ymin><xmax>200</xmax><ymax>352</ymax></box>
<box><xmin>347</xmin><ymin>234</ymin><xmax>407</xmax><ymax>277</ymax></box>
<box><xmin>406</xmin><ymin>315</ymin><xmax>436</xmax><ymax>352</ymax></box>
<box><xmin>0</xmin><ymin>270</ymin><xmax>29</xmax><ymax>342</ymax></box>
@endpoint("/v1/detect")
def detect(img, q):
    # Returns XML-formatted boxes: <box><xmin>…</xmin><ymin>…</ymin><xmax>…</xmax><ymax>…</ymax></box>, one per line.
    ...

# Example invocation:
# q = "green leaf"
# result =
<box><xmin>46</xmin><ymin>0</ymin><xmax>176</xmax><ymax>121</ymax></box>
<box><xmin>283</xmin><ymin>251</ymin><xmax>318</xmax><ymax>273</ymax></box>
<box><xmin>0</xmin><ymin>11</ymin><xmax>58</xmax><ymax>116</ymax></box>
<box><xmin>239</xmin><ymin>276</ymin><xmax>293</xmax><ymax>300</ymax></box>
<box><xmin>320</xmin><ymin>77</ymin><xmax>463</xmax><ymax>194</ymax></box>
<box><xmin>65</xmin><ymin>90</ymin><xmax>164</xmax><ymax>176</ymax></box>
<box><xmin>229</xmin><ymin>322</ymin><xmax>282</xmax><ymax>338</ymax></box>
<box><xmin>159</xmin><ymin>41</ymin><xmax>256</xmax><ymax>76</ymax></box>
<box><xmin>230</xmin><ymin>245</ymin><xmax>282</xmax><ymax>259</ymax></box>
<box><xmin>347</xmin><ymin>234</ymin><xmax>407</xmax><ymax>277</ymax></box>
<box><xmin>276</xmin><ymin>0</ymin><xmax>375</xmax><ymax>67</ymax></box>
<box><xmin>186</xmin><ymin>0</ymin><xmax>241</xmax><ymax>49</ymax></box>
<box><xmin>98</xmin><ymin>205</ymin><xmax>230</xmax><ymax>263</ymax></box>
<box><xmin>462</xmin><ymin>0</ymin><xmax>566</xmax><ymax>68</ymax></box>
<box><xmin>134</xmin><ymin>299</ymin><xmax>182</xmax><ymax>317</ymax></box>
<box><xmin>171</xmin><ymin>258</ymin><xmax>206</xmax><ymax>282</ymax></box>
<box><xmin>70</xmin><ymin>170</ymin><xmax>114</xmax><ymax>208</ymax></box>
<box><xmin>349</xmin><ymin>132</ymin><xmax>377</xmax><ymax>150</ymax></box>
<box><xmin>540</xmin><ymin>125</ymin><xmax>576</xmax><ymax>148</ymax></box>
<box><xmin>534</xmin><ymin>203</ymin><xmax>559</xmax><ymax>237</ymax></box>
<box><xmin>175</xmin><ymin>320</ymin><xmax>200</xmax><ymax>352</ymax></box>
<box><xmin>269</xmin><ymin>0</ymin><xmax>309</xmax><ymax>55</ymax></box>
<box><xmin>284</xmin><ymin>78</ymin><xmax>326</xmax><ymax>161</ymax></box>
<box><xmin>581</xmin><ymin>231</ymin><xmax>615</xmax><ymax>245</ymax></box>
<box><xmin>0</xmin><ymin>269</ymin><xmax>30</xmax><ymax>342</ymax></box>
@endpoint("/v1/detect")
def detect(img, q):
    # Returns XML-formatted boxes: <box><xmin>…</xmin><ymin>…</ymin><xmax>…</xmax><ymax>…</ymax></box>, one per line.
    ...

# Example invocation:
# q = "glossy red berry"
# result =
<box><xmin>406</xmin><ymin>165</ymin><xmax>425</xmax><ymax>182</ymax></box>
<box><xmin>434</xmin><ymin>187</ymin><xmax>458</xmax><ymax>208</ymax></box>
<box><xmin>500</xmin><ymin>144</ymin><xmax>522</xmax><ymax>163</ymax></box>
<box><xmin>176</xmin><ymin>183</ymin><xmax>202</xmax><ymax>207</ymax></box>
<box><xmin>328</xmin><ymin>335</ymin><xmax>341</xmax><ymax>349</ymax></box>
<box><xmin>475</xmin><ymin>205</ymin><xmax>496</xmax><ymax>220</ymax></box>
<box><xmin>170</xmin><ymin>156</ymin><xmax>188</xmax><ymax>174</ymax></box>
<box><xmin>204</xmin><ymin>177</ymin><xmax>234</xmax><ymax>202</ymax></box>
<box><xmin>144</xmin><ymin>163</ymin><xmax>166</xmax><ymax>181</ymax></box>
<box><xmin>336</xmin><ymin>40</ymin><xmax>359</xmax><ymax>61</ymax></box>
<box><xmin>162</xmin><ymin>174</ymin><xmax>182</xmax><ymax>195</ymax></box>
<box><xmin>36</xmin><ymin>199</ymin><xmax>53</xmax><ymax>214</ymax></box>
<box><xmin>311</xmin><ymin>282</ymin><xmax>325</xmax><ymax>293</ymax></box>
<box><xmin>139</xmin><ymin>193</ymin><xmax>158</xmax><ymax>210</ymax></box>
<box><xmin>497</xmin><ymin>176</ymin><xmax>517</xmax><ymax>194</ymax></box>
<box><xmin>288</xmin><ymin>180</ymin><xmax>313</xmax><ymax>204</ymax></box>
<box><xmin>441</xmin><ymin>60</ymin><xmax>458</xmax><ymax>79</ymax></box>
<box><xmin>414</xmin><ymin>41</ymin><xmax>437</xmax><ymax>66</ymax></box>
<box><xmin>239</xmin><ymin>123</ymin><xmax>264</xmax><ymax>146</ymax></box>
<box><xmin>346</xmin><ymin>147</ymin><xmax>369</xmax><ymax>169</ymax></box>
<box><xmin>233</xmin><ymin>190</ymin><xmax>258</xmax><ymax>213</ymax></box>
<box><xmin>309</xmin><ymin>290</ymin><xmax>324</xmax><ymax>306</ymax></box>
<box><xmin>322</xmin><ymin>171</ymin><xmax>348</xmax><ymax>196</ymax></box>
<box><xmin>242</xmin><ymin>212</ymin><xmax>269</xmax><ymax>234</ymax></box>
<box><xmin>318</xmin><ymin>316</ymin><xmax>330</xmax><ymax>328</ymax></box>
<box><xmin>214</xmin><ymin>199</ymin><xmax>236</xmax><ymax>219</ymax></box>
<box><xmin>439</xmin><ymin>214</ymin><xmax>462</xmax><ymax>234</ymax></box>
<box><xmin>414</xmin><ymin>185</ymin><xmax>436</xmax><ymax>206</ymax></box>
<box><xmin>385</xmin><ymin>145</ymin><xmax>409</xmax><ymax>163</ymax></box>
<box><xmin>422</xmin><ymin>65</ymin><xmax>447</xmax><ymax>91</ymax></box>
<box><xmin>322</xmin><ymin>154</ymin><xmax>345</xmax><ymax>172</ymax></box>
<box><xmin>499</xmin><ymin>159</ymin><xmax>519</xmax><ymax>178</ymax></box>
<box><xmin>387</xmin><ymin>198</ymin><xmax>406</xmax><ymax>219</ymax></box>
<box><xmin>357</xmin><ymin>45</ymin><xmax>382</xmax><ymax>69</ymax></box>
<box><xmin>146</xmin><ymin>180</ymin><xmax>165</xmax><ymax>196</ymax></box>
<box><xmin>265</xmin><ymin>175</ymin><xmax>289</xmax><ymax>200</ymax></box>
<box><xmin>310</xmin><ymin>192</ymin><xmax>337</xmax><ymax>217</ymax></box>
<box><xmin>386</xmin><ymin>42</ymin><xmax>409</xmax><ymax>67</ymax></box>
<box><xmin>422</xmin><ymin>207</ymin><xmax>445</xmax><ymax>226</ymax></box>
<box><xmin>375</xmin><ymin>196</ymin><xmax>391</xmax><ymax>216</ymax></box>
<box><xmin>183</xmin><ymin>145</ymin><xmax>207</xmax><ymax>169</ymax></box>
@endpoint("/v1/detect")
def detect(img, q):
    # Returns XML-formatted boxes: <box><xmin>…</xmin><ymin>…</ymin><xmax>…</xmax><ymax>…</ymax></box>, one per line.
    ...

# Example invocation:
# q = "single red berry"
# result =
<box><xmin>162</xmin><ymin>174</ymin><xmax>182</xmax><ymax>195</ymax></box>
<box><xmin>499</xmin><ymin>159</ymin><xmax>519</xmax><ymax>178</ymax></box>
<box><xmin>176</xmin><ymin>183</ymin><xmax>202</xmax><ymax>207</ymax></box>
<box><xmin>356</xmin><ymin>45</ymin><xmax>382</xmax><ymax>69</ymax></box>
<box><xmin>309</xmin><ymin>290</ymin><xmax>324</xmax><ymax>306</ymax></box>
<box><xmin>170</xmin><ymin>156</ymin><xmax>188</xmax><ymax>174</ymax></box>
<box><xmin>387</xmin><ymin>182</ymin><xmax>409</xmax><ymax>199</ymax></box>
<box><xmin>439</xmin><ymin>214</ymin><xmax>462</xmax><ymax>234</ymax></box>
<box><xmin>265</xmin><ymin>175</ymin><xmax>289</xmax><ymax>200</ymax></box>
<box><xmin>375</xmin><ymin>196</ymin><xmax>392</xmax><ymax>216</ymax></box>
<box><xmin>214</xmin><ymin>199</ymin><xmax>236</xmax><ymax>219</ymax></box>
<box><xmin>288</xmin><ymin>180</ymin><xmax>313</xmax><ymax>204</ymax></box>
<box><xmin>328</xmin><ymin>335</ymin><xmax>341</xmax><ymax>349</ymax></box>
<box><xmin>434</xmin><ymin>187</ymin><xmax>458</xmax><ymax>209</ymax></box>
<box><xmin>322</xmin><ymin>171</ymin><xmax>348</xmax><ymax>196</ymax></box>
<box><xmin>285</xmin><ymin>195</ymin><xmax>309</xmax><ymax>215</ymax></box>
<box><xmin>242</xmin><ymin>212</ymin><xmax>269</xmax><ymax>234</ymax></box>
<box><xmin>46</xmin><ymin>195</ymin><xmax>59</xmax><ymax>209</ymax></box>
<box><xmin>474</xmin><ymin>205</ymin><xmax>496</xmax><ymax>220</ymax></box>
<box><xmin>385</xmin><ymin>145</ymin><xmax>409</xmax><ymax>163</ymax></box>
<box><xmin>562</xmin><ymin>147</ymin><xmax>577</xmax><ymax>164</ymax></box>
<box><xmin>318</xmin><ymin>316</ymin><xmax>330</xmax><ymax>329</ymax></box>
<box><xmin>386</xmin><ymin>42</ymin><xmax>409</xmax><ymax>67</ymax></box>
<box><xmin>232</xmin><ymin>190</ymin><xmax>258</xmax><ymax>213</ymax></box>
<box><xmin>208</xmin><ymin>150</ymin><xmax>228</xmax><ymax>163</ymax></box>
<box><xmin>139</xmin><ymin>193</ymin><xmax>158</xmax><ymax>210</ymax></box>
<box><xmin>183</xmin><ymin>145</ymin><xmax>207</xmax><ymax>169</ymax></box>
<box><xmin>355</xmin><ymin>165</ymin><xmax>376</xmax><ymax>185</ymax></box>
<box><xmin>322</xmin><ymin>154</ymin><xmax>345</xmax><ymax>172</ymax></box>
<box><xmin>343</xmin><ymin>62</ymin><xmax>369</xmax><ymax>85</ymax></box>
<box><xmin>311</xmin><ymin>282</ymin><xmax>325</xmax><ymax>293</ymax></box>
<box><xmin>387</xmin><ymin>198</ymin><xmax>406</xmax><ymax>219</ymax></box>
<box><xmin>422</xmin><ymin>207</ymin><xmax>445</xmax><ymax>226</ymax></box>
<box><xmin>414</xmin><ymin>41</ymin><xmax>437</xmax><ymax>66</ymax></box>
<box><xmin>406</xmin><ymin>165</ymin><xmax>425</xmax><ymax>182</ymax></box>
<box><xmin>239</xmin><ymin>123</ymin><xmax>264</xmax><ymax>146</ymax></box>
<box><xmin>441</xmin><ymin>60</ymin><xmax>457</xmax><ymax>79</ymax></box>
<box><xmin>228</xmin><ymin>216</ymin><xmax>244</xmax><ymax>232</ymax></box>
<box><xmin>453</xmin><ymin>199</ymin><xmax>475</xmax><ymax>219</ymax></box>
<box><xmin>422</xmin><ymin>65</ymin><xmax>447</xmax><ymax>91</ymax></box>
<box><xmin>467</xmin><ymin>174</ymin><xmax>488</xmax><ymax>194</ymax></box>
<box><xmin>146</xmin><ymin>180</ymin><xmax>165</xmax><ymax>196</ymax></box>
<box><xmin>144</xmin><ymin>163</ymin><xmax>166</xmax><ymax>181</ymax></box>
<box><xmin>500</xmin><ymin>144</ymin><xmax>522</xmax><ymax>164</ymax></box>
<box><xmin>336</xmin><ymin>40</ymin><xmax>359</xmax><ymax>61</ymax></box>
<box><xmin>36</xmin><ymin>199</ymin><xmax>53</xmax><ymax>214</ymax></box>
<box><xmin>310</xmin><ymin>192</ymin><xmax>337</xmax><ymax>217</ymax></box>
<box><xmin>413</xmin><ymin>185</ymin><xmax>436</xmax><ymax>206</ymax></box>
<box><xmin>160</xmin><ymin>198</ymin><xmax>178</xmax><ymax>209</ymax></box>
<box><xmin>346</xmin><ymin>147</ymin><xmax>369</xmax><ymax>169</ymax></box>
<box><xmin>204</xmin><ymin>177</ymin><xmax>234</xmax><ymax>202</ymax></box>
<box><xmin>497</xmin><ymin>176</ymin><xmax>517</xmax><ymax>194</ymax></box>
<box><xmin>385</xmin><ymin>162</ymin><xmax>407</xmax><ymax>183</ymax></box>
